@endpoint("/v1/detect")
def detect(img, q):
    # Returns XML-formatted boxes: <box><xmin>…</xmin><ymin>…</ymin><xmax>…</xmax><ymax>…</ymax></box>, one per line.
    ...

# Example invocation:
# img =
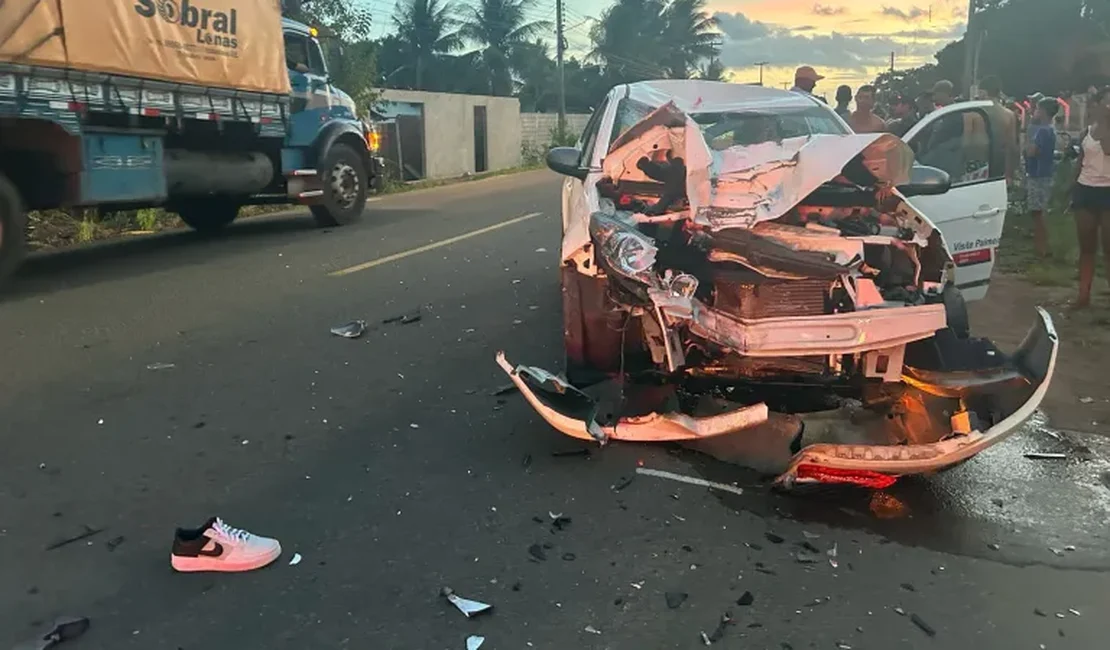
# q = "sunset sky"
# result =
<box><xmin>370</xmin><ymin>0</ymin><xmax>971</xmax><ymax>95</ymax></box>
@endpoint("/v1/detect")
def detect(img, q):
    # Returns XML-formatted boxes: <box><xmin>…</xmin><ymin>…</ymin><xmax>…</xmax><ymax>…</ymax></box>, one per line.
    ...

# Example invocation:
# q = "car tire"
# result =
<box><xmin>311</xmin><ymin>143</ymin><xmax>367</xmax><ymax>227</ymax></box>
<box><xmin>0</xmin><ymin>172</ymin><xmax>27</xmax><ymax>288</ymax></box>
<box><xmin>942</xmin><ymin>284</ymin><xmax>970</xmax><ymax>339</ymax></box>
<box><xmin>175</xmin><ymin>197</ymin><xmax>240</xmax><ymax>234</ymax></box>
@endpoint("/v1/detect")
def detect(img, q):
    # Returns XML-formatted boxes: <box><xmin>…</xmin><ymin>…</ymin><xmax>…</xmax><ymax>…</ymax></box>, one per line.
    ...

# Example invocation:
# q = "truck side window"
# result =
<box><xmin>307</xmin><ymin>39</ymin><xmax>328</xmax><ymax>77</ymax></box>
<box><xmin>284</xmin><ymin>32</ymin><xmax>311</xmax><ymax>73</ymax></box>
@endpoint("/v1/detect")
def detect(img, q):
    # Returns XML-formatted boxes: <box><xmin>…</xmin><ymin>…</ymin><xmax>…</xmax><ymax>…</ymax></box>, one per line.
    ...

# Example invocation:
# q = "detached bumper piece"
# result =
<box><xmin>776</xmin><ymin>308</ymin><xmax>1059</xmax><ymax>488</ymax></box>
<box><xmin>495</xmin><ymin>352</ymin><xmax>769</xmax><ymax>444</ymax></box>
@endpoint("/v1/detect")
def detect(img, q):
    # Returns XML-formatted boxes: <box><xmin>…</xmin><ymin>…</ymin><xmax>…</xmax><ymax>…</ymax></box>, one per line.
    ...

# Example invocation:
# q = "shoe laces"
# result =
<box><xmin>211</xmin><ymin>518</ymin><xmax>252</xmax><ymax>543</ymax></box>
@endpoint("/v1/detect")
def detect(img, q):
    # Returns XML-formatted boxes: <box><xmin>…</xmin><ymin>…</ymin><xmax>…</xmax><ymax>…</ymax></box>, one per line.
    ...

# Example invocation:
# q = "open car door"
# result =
<box><xmin>902</xmin><ymin>101</ymin><xmax>1009</xmax><ymax>302</ymax></box>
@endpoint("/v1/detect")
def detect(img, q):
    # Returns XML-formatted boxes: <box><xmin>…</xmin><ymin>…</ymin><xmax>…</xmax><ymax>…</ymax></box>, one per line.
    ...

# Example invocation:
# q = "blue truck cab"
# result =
<box><xmin>0</xmin><ymin>16</ymin><xmax>382</xmax><ymax>287</ymax></box>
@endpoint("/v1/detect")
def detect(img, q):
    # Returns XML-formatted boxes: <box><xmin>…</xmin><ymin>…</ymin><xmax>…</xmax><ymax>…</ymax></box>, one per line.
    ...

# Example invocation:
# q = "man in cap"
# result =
<box><xmin>791</xmin><ymin>66</ymin><xmax>824</xmax><ymax>96</ymax></box>
<box><xmin>886</xmin><ymin>94</ymin><xmax>919</xmax><ymax>138</ymax></box>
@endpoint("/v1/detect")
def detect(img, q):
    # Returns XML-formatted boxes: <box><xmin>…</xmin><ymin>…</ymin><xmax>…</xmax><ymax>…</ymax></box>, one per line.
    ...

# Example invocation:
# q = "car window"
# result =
<box><xmin>910</xmin><ymin>108</ymin><xmax>998</xmax><ymax>186</ymax></box>
<box><xmin>610</xmin><ymin>97</ymin><xmax>656</xmax><ymax>148</ymax></box>
<box><xmin>696</xmin><ymin>107</ymin><xmax>849</xmax><ymax>149</ymax></box>
<box><xmin>578</xmin><ymin>97</ymin><xmax>611</xmax><ymax>168</ymax></box>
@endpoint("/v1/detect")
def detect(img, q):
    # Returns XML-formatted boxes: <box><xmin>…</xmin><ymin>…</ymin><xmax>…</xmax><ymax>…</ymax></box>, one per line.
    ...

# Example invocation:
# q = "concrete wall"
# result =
<box><xmin>379</xmin><ymin>89</ymin><xmax>521</xmax><ymax>179</ymax></box>
<box><xmin>520</xmin><ymin>112</ymin><xmax>592</xmax><ymax>148</ymax></box>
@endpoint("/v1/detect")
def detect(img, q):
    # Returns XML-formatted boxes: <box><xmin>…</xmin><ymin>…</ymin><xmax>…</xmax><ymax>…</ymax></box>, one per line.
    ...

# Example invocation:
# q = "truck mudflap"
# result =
<box><xmin>495</xmin><ymin>308</ymin><xmax>1058</xmax><ymax>487</ymax></box>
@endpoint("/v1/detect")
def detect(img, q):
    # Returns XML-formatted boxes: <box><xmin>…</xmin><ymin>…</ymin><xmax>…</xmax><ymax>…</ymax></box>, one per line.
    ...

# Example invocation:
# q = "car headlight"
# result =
<box><xmin>588</xmin><ymin>211</ymin><xmax>658</xmax><ymax>284</ymax></box>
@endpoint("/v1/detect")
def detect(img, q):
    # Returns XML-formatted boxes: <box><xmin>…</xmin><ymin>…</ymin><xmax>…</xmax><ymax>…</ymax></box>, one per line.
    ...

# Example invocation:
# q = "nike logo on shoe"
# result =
<box><xmin>198</xmin><ymin>540</ymin><xmax>224</xmax><ymax>557</ymax></box>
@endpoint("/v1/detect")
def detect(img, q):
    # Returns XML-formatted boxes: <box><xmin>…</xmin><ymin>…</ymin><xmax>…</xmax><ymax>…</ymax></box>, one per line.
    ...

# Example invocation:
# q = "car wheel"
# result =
<box><xmin>311</xmin><ymin>143</ymin><xmax>367</xmax><ymax>227</ymax></box>
<box><xmin>0</xmin><ymin>172</ymin><xmax>27</xmax><ymax>288</ymax></box>
<box><xmin>942</xmin><ymin>284</ymin><xmax>970</xmax><ymax>339</ymax></box>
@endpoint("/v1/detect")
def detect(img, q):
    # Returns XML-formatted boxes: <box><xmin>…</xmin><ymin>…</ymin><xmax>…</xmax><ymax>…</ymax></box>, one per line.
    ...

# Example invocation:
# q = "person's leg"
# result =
<box><xmin>1029</xmin><ymin>177</ymin><xmax>1050</xmax><ymax>257</ymax></box>
<box><xmin>1100</xmin><ymin>207</ymin><xmax>1110</xmax><ymax>291</ymax></box>
<box><xmin>1075</xmin><ymin>207</ymin><xmax>1099</xmax><ymax>308</ymax></box>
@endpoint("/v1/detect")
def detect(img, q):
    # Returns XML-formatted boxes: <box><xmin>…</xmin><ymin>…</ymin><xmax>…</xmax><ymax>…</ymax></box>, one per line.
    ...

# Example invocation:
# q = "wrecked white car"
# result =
<box><xmin>497</xmin><ymin>81</ymin><xmax>1057</xmax><ymax>489</ymax></box>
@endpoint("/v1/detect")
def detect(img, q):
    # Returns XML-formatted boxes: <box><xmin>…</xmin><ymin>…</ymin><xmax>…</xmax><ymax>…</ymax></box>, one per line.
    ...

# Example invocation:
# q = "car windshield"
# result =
<box><xmin>610</xmin><ymin>97</ymin><xmax>849</xmax><ymax>150</ymax></box>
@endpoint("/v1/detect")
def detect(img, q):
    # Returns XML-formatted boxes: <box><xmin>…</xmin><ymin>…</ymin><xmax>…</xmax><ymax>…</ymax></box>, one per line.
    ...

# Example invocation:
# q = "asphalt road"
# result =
<box><xmin>2</xmin><ymin>170</ymin><xmax>1109</xmax><ymax>649</ymax></box>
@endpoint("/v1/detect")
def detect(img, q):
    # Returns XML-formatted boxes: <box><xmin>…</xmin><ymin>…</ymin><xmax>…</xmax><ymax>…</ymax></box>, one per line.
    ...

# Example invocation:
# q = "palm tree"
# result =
<box><xmin>392</xmin><ymin>0</ymin><xmax>462</xmax><ymax>90</ymax></box>
<box><xmin>661</xmin><ymin>0</ymin><xmax>720</xmax><ymax>79</ymax></box>
<box><xmin>588</xmin><ymin>0</ymin><xmax>670</xmax><ymax>82</ymax></box>
<box><xmin>459</xmin><ymin>0</ymin><xmax>552</xmax><ymax>96</ymax></box>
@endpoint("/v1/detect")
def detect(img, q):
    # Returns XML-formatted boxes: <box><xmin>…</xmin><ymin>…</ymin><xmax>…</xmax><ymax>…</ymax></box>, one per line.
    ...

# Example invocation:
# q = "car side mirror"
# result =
<box><xmin>546</xmin><ymin>146</ymin><xmax>587</xmax><ymax>180</ymax></box>
<box><xmin>897</xmin><ymin>164</ymin><xmax>951</xmax><ymax>197</ymax></box>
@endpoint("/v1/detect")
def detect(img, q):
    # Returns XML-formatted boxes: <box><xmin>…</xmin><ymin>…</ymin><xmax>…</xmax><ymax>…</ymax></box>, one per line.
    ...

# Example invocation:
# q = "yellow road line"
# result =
<box><xmin>329</xmin><ymin>211</ymin><xmax>544</xmax><ymax>277</ymax></box>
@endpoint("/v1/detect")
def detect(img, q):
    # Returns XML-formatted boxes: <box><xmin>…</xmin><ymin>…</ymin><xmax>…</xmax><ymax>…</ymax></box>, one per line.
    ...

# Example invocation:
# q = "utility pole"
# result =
<box><xmin>890</xmin><ymin>51</ymin><xmax>895</xmax><ymax>72</ymax></box>
<box><xmin>556</xmin><ymin>0</ymin><xmax>566</xmax><ymax>135</ymax></box>
<box><xmin>754</xmin><ymin>61</ymin><xmax>769</xmax><ymax>86</ymax></box>
<box><xmin>962</xmin><ymin>0</ymin><xmax>980</xmax><ymax>98</ymax></box>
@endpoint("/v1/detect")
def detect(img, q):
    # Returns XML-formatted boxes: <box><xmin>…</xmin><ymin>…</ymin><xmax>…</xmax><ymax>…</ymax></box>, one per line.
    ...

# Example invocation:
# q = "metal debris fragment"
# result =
<box><xmin>12</xmin><ymin>616</ymin><xmax>91</xmax><ymax>650</ymax></box>
<box><xmin>635</xmin><ymin>467</ymin><xmax>744</xmax><ymax>496</ymax></box>
<box><xmin>441</xmin><ymin>587</ymin><xmax>493</xmax><ymax>618</ymax></box>
<box><xmin>146</xmin><ymin>362</ymin><xmax>176</xmax><ymax>371</ymax></box>
<box><xmin>584</xmin><ymin>625</ymin><xmax>602</xmax><ymax>635</ymax></box>
<box><xmin>1025</xmin><ymin>452</ymin><xmax>1067</xmax><ymax>460</ymax></box>
<box><xmin>736</xmin><ymin>591</ymin><xmax>754</xmax><ymax>606</ymax></box>
<box><xmin>612</xmin><ymin>476</ymin><xmax>635</xmax><ymax>492</ymax></box>
<box><xmin>466</xmin><ymin>635</ymin><xmax>485</xmax><ymax>650</ymax></box>
<box><xmin>289</xmin><ymin>553</ymin><xmax>302</xmax><ymax>566</ymax></box>
<box><xmin>910</xmin><ymin>613</ymin><xmax>936</xmax><ymax>637</ymax></box>
<box><xmin>665</xmin><ymin>592</ymin><xmax>688</xmax><ymax>609</ymax></box>
<box><xmin>330</xmin><ymin>320</ymin><xmax>367</xmax><ymax>339</ymax></box>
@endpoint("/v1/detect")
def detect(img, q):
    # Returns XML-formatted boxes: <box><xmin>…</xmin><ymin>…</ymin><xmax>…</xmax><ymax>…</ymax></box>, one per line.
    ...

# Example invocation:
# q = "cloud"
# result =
<box><xmin>714</xmin><ymin>11</ymin><xmax>942</xmax><ymax>72</ymax></box>
<box><xmin>793</xmin><ymin>25</ymin><xmax>817</xmax><ymax>32</ymax></box>
<box><xmin>812</xmin><ymin>4</ymin><xmax>847</xmax><ymax>16</ymax></box>
<box><xmin>880</xmin><ymin>5</ymin><xmax>928</xmax><ymax>21</ymax></box>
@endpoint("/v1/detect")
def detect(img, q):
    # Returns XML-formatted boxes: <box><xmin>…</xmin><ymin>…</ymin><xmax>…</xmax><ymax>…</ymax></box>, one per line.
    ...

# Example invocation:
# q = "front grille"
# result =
<box><xmin>712</xmin><ymin>273</ymin><xmax>830</xmax><ymax>319</ymax></box>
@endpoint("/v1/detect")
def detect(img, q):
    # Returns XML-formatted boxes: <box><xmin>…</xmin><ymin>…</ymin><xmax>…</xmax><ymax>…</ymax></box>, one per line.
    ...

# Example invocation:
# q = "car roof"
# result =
<box><xmin>623</xmin><ymin>80</ymin><xmax>823</xmax><ymax>115</ymax></box>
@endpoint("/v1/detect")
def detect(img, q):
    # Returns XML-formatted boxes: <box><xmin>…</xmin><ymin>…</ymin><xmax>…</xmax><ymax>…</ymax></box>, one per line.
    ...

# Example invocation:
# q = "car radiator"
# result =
<box><xmin>712</xmin><ymin>272</ymin><xmax>830</xmax><ymax>319</ymax></box>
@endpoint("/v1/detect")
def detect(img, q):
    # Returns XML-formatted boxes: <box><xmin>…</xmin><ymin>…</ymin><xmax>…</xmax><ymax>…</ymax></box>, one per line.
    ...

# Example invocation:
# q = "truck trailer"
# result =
<box><xmin>0</xmin><ymin>0</ymin><xmax>383</xmax><ymax>285</ymax></box>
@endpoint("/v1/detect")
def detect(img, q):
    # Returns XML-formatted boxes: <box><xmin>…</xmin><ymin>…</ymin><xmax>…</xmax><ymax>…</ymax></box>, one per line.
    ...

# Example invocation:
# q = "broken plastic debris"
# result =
<box><xmin>1025</xmin><ymin>452</ymin><xmax>1067</xmax><ymax>460</ymax></box>
<box><xmin>466</xmin><ymin>636</ymin><xmax>485</xmax><ymax>650</ymax></box>
<box><xmin>289</xmin><ymin>553</ymin><xmax>302</xmax><ymax>566</ymax></box>
<box><xmin>802</xmin><ymin>531</ymin><xmax>821</xmax><ymax>540</ymax></box>
<box><xmin>330</xmin><ymin>320</ymin><xmax>367</xmax><ymax>339</ymax></box>
<box><xmin>146</xmin><ymin>362</ymin><xmax>176</xmax><ymax>371</ymax></box>
<box><xmin>409</xmin><ymin>423</ymin><xmax>420</xmax><ymax>429</ymax></box>
<box><xmin>1068</xmin><ymin>608</ymin><xmax>1081</xmax><ymax>617</ymax></box>
<box><xmin>1080</xmin><ymin>396</ymin><xmax>1095</xmax><ymax>404</ymax></box>
<box><xmin>736</xmin><ymin>591</ymin><xmax>754</xmax><ymax>606</ymax></box>
<box><xmin>764</xmin><ymin>532</ymin><xmax>785</xmax><ymax>544</ymax></box>
<box><xmin>535</xmin><ymin>247</ymin><xmax>548</xmax><ymax>253</ymax></box>
<box><xmin>700</xmin><ymin>632</ymin><xmax>712</xmax><ymax>646</ymax></box>
<box><xmin>893</xmin><ymin>606</ymin><xmax>906</xmax><ymax>616</ymax></box>
<box><xmin>584</xmin><ymin>625</ymin><xmax>602</xmax><ymax>635</ymax></box>
<box><xmin>665</xmin><ymin>591</ymin><xmax>688</xmax><ymax>609</ymax></box>
<box><xmin>635</xmin><ymin>467</ymin><xmax>744</xmax><ymax>496</ymax></box>
<box><xmin>441</xmin><ymin>587</ymin><xmax>493</xmax><ymax>618</ymax></box>
<box><xmin>13</xmin><ymin>616</ymin><xmax>91</xmax><ymax>650</ymax></box>
<box><xmin>706</xmin><ymin>612</ymin><xmax>733</xmax><ymax>643</ymax></box>
<box><xmin>827</xmin><ymin>543</ymin><xmax>839</xmax><ymax>568</ymax></box>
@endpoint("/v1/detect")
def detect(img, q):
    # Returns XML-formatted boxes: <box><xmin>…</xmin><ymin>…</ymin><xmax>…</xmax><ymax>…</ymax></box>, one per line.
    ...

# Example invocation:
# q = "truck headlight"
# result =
<box><xmin>588</xmin><ymin>211</ymin><xmax>658</xmax><ymax>284</ymax></box>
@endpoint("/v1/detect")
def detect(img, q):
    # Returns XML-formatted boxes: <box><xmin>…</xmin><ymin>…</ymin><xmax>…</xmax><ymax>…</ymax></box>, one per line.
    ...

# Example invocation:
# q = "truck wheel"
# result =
<box><xmin>0</xmin><ymin>172</ymin><xmax>27</xmax><ymax>288</ymax></box>
<box><xmin>175</xmin><ymin>197</ymin><xmax>240</xmax><ymax>234</ymax></box>
<box><xmin>311</xmin><ymin>143</ymin><xmax>367</xmax><ymax>227</ymax></box>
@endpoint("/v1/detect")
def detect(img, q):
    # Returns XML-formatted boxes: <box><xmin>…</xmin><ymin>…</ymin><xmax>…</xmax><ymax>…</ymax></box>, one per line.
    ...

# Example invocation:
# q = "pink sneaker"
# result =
<box><xmin>171</xmin><ymin>517</ymin><xmax>282</xmax><ymax>573</ymax></box>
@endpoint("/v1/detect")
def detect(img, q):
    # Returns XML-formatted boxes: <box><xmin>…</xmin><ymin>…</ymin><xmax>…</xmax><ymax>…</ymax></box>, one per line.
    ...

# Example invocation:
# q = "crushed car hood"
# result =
<box><xmin>565</xmin><ymin>97</ymin><xmax>920</xmax><ymax>261</ymax></box>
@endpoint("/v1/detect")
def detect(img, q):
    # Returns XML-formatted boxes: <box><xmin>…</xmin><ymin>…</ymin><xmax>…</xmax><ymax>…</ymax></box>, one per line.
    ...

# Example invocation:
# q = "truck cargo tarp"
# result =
<box><xmin>0</xmin><ymin>0</ymin><xmax>290</xmax><ymax>95</ymax></box>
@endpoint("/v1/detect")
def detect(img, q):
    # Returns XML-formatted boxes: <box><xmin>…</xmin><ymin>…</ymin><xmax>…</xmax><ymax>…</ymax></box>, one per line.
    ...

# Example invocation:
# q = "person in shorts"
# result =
<box><xmin>1026</xmin><ymin>97</ymin><xmax>1059</xmax><ymax>258</ymax></box>
<box><xmin>1071</xmin><ymin>87</ymin><xmax>1110</xmax><ymax>308</ymax></box>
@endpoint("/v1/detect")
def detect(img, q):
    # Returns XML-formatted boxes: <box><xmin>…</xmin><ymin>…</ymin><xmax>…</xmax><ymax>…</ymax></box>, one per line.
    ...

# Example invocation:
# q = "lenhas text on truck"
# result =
<box><xmin>134</xmin><ymin>0</ymin><xmax>239</xmax><ymax>49</ymax></box>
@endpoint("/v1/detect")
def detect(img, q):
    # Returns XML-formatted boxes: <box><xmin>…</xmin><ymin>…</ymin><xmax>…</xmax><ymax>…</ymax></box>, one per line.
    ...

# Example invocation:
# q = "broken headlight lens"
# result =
<box><xmin>588</xmin><ymin>211</ymin><xmax>658</xmax><ymax>284</ymax></box>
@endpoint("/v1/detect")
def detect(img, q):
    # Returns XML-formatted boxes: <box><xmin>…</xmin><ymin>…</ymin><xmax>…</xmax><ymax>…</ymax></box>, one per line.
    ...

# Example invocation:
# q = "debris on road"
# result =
<box><xmin>330</xmin><ymin>320</ymin><xmax>367</xmax><ymax>339</ymax></box>
<box><xmin>736</xmin><ymin>591</ymin><xmax>754</xmax><ymax>606</ymax></box>
<box><xmin>466</xmin><ymin>635</ymin><xmax>485</xmax><ymax>650</ymax></box>
<box><xmin>611</xmin><ymin>476</ymin><xmax>635</xmax><ymax>492</ymax></box>
<box><xmin>441</xmin><ymin>587</ymin><xmax>493</xmax><ymax>618</ymax></box>
<box><xmin>490</xmin><ymin>383</ymin><xmax>519</xmax><ymax>397</ymax></box>
<box><xmin>46</xmin><ymin>525</ymin><xmax>105</xmax><ymax>551</ymax></box>
<box><xmin>105</xmin><ymin>536</ymin><xmax>125</xmax><ymax>552</ymax></box>
<box><xmin>552</xmin><ymin>448</ymin><xmax>591</xmax><ymax>458</ymax></box>
<box><xmin>1080</xmin><ymin>396</ymin><xmax>1095</xmax><ymax>404</ymax></box>
<box><xmin>893</xmin><ymin>606</ymin><xmax>906</xmax><ymax>616</ymax></box>
<box><xmin>988</xmin><ymin>543</ymin><xmax>1001</xmax><ymax>551</ymax></box>
<box><xmin>869</xmin><ymin>492</ymin><xmax>909</xmax><ymax>519</ymax></box>
<box><xmin>1025</xmin><ymin>452</ymin><xmax>1067</xmax><ymax>460</ymax></box>
<box><xmin>535</xmin><ymin>247</ymin><xmax>548</xmax><ymax>253</ymax></box>
<box><xmin>900</xmin><ymin>582</ymin><xmax>916</xmax><ymax>592</ymax></box>
<box><xmin>383</xmin><ymin>309</ymin><xmax>422</xmax><ymax>325</ymax></box>
<box><xmin>764</xmin><ymin>532</ymin><xmax>785</xmax><ymax>544</ymax></box>
<box><xmin>289</xmin><ymin>553</ymin><xmax>303</xmax><ymax>566</ymax></box>
<box><xmin>528</xmin><ymin>544</ymin><xmax>547</xmax><ymax>561</ymax></box>
<box><xmin>562</xmin><ymin>552</ymin><xmax>577</xmax><ymax>561</ymax></box>
<box><xmin>910</xmin><ymin>613</ymin><xmax>936</xmax><ymax>637</ymax></box>
<box><xmin>146</xmin><ymin>362</ymin><xmax>176</xmax><ymax>371</ymax></box>
<box><xmin>1034</xmin><ymin>608</ymin><xmax>1048</xmax><ymax>617</ymax></box>
<box><xmin>802</xmin><ymin>531</ymin><xmax>821</xmax><ymax>540</ymax></box>
<box><xmin>13</xmin><ymin>616</ymin><xmax>91</xmax><ymax>650</ymax></box>
<box><xmin>635</xmin><ymin>467</ymin><xmax>744</xmax><ymax>496</ymax></box>
<box><xmin>665</xmin><ymin>591</ymin><xmax>688</xmax><ymax>609</ymax></box>
<box><xmin>795</xmin><ymin>552</ymin><xmax>819</xmax><ymax>564</ymax></box>
<box><xmin>827</xmin><ymin>543</ymin><xmax>839</xmax><ymax>568</ymax></box>
<box><xmin>703</xmin><ymin>612</ymin><xmax>733</xmax><ymax>644</ymax></box>
<box><xmin>584</xmin><ymin>625</ymin><xmax>602</xmax><ymax>635</ymax></box>
<box><xmin>1068</xmin><ymin>608</ymin><xmax>1082</xmax><ymax>617</ymax></box>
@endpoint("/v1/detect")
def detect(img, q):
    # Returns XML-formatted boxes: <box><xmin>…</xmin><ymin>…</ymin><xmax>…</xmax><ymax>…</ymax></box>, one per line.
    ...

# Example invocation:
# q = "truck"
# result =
<box><xmin>0</xmin><ymin>0</ymin><xmax>383</xmax><ymax>285</ymax></box>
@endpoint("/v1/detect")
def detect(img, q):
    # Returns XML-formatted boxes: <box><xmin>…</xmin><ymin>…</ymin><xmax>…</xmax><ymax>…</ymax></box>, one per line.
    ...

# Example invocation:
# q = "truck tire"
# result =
<box><xmin>175</xmin><ymin>197</ymin><xmax>240</xmax><ymax>234</ymax></box>
<box><xmin>311</xmin><ymin>143</ymin><xmax>367</xmax><ymax>227</ymax></box>
<box><xmin>0</xmin><ymin>172</ymin><xmax>27</xmax><ymax>288</ymax></box>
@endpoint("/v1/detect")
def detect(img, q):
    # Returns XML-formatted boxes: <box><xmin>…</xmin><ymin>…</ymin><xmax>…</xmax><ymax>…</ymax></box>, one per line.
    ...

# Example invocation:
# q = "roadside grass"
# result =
<box><xmin>26</xmin><ymin>163</ymin><xmax>545</xmax><ymax>251</ymax></box>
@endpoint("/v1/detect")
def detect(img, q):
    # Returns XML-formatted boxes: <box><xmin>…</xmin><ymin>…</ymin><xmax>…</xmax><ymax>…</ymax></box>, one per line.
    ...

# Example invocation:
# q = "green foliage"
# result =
<box><xmin>589</xmin><ymin>0</ymin><xmax>719</xmax><ymax>83</ymax></box>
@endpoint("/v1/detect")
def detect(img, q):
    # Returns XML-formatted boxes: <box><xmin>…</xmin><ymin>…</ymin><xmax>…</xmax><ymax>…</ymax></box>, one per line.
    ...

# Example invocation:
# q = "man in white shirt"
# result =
<box><xmin>790</xmin><ymin>66</ymin><xmax>825</xmax><ymax>97</ymax></box>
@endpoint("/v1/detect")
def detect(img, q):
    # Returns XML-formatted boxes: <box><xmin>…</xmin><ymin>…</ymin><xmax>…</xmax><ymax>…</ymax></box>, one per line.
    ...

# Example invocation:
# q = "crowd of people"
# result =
<box><xmin>789</xmin><ymin>65</ymin><xmax>1110</xmax><ymax>309</ymax></box>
